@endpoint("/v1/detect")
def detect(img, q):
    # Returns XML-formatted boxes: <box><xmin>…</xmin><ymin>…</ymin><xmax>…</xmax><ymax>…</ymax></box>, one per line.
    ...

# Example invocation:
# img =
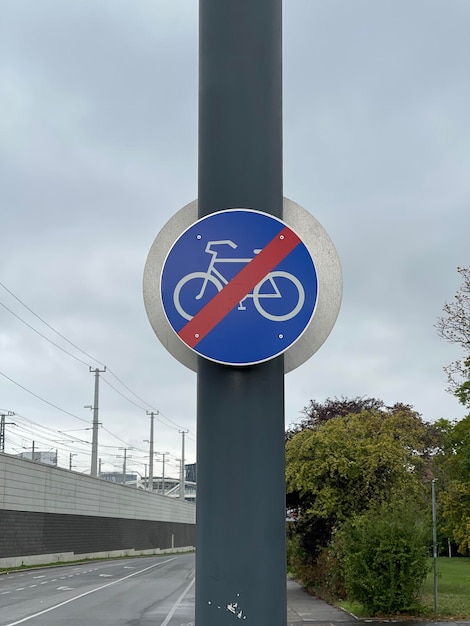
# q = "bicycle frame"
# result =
<box><xmin>198</xmin><ymin>240</ymin><xmax>267</xmax><ymax>308</ymax></box>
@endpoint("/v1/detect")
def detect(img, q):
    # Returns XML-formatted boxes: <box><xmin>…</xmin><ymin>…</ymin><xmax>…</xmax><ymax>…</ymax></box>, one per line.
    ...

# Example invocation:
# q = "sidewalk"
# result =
<box><xmin>286</xmin><ymin>578</ymin><xmax>470</xmax><ymax>626</ymax></box>
<box><xmin>287</xmin><ymin>577</ymin><xmax>353</xmax><ymax>625</ymax></box>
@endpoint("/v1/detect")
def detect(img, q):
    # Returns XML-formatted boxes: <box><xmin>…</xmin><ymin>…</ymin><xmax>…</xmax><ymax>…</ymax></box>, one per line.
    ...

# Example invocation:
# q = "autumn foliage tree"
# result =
<box><xmin>433</xmin><ymin>266</ymin><xmax>470</xmax><ymax>553</ymax></box>
<box><xmin>436</xmin><ymin>266</ymin><xmax>470</xmax><ymax>407</ymax></box>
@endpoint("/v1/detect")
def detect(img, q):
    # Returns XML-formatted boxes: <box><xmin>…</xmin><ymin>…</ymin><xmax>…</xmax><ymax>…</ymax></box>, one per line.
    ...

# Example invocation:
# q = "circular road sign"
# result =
<box><xmin>143</xmin><ymin>197</ymin><xmax>342</xmax><ymax>373</ymax></box>
<box><xmin>160</xmin><ymin>209</ymin><xmax>318</xmax><ymax>366</ymax></box>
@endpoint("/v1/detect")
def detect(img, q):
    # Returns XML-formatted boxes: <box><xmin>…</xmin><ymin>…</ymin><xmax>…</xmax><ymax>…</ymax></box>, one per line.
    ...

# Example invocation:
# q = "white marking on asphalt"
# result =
<box><xmin>57</xmin><ymin>586</ymin><xmax>74</xmax><ymax>591</ymax></box>
<box><xmin>98</xmin><ymin>574</ymin><xmax>112</xmax><ymax>577</ymax></box>
<box><xmin>28</xmin><ymin>585</ymin><xmax>37</xmax><ymax>589</ymax></box>
<box><xmin>3</xmin><ymin>558</ymin><xmax>177</xmax><ymax>626</ymax></box>
<box><xmin>33</xmin><ymin>576</ymin><xmax>46</xmax><ymax>579</ymax></box>
<box><xmin>1</xmin><ymin>591</ymin><xmax>11</xmax><ymax>595</ymax></box>
<box><xmin>160</xmin><ymin>577</ymin><xmax>195</xmax><ymax>626</ymax></box>
<box><xmin>15</xmin><ymin>588</ymin><xmax>25</xmax><ymax>591</ymax></box>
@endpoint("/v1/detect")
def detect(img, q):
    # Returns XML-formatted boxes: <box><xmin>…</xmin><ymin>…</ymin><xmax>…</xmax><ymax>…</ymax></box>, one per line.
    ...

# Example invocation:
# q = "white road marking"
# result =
<box><xmin>57</xmin><ymin>586</ymin><xmax>74</xmax><ymax>591</ymax></box>
<box><xmin>3</xmin><ymin>558</ymin><xmax>177</xmax><ymax>626</ymax></box>
<box><xmin>1</xmin><ymin>591</ymin><xmax>11</xmax><ymax>595</ymax></box>
<box><xmin>160</xmin><ymin>577</ymin><xmax>195</xmax><ymax>626</ymax></box>
<box><xmin>15</xmin><ymin>588</ymin><xmax>25</xmax><ymax>591</ymax></box>
<box><xmin>32</xmin><ymin>576</ymin><xmax>46</xmax><ymax>580</ymax></box>
<box><xmin>28</xmin><ymin>585</ymin><xmax>37</xmax><ymax>588</ymax></box>
<box><xmin>98</xmin><ymin>574</ymin><xmax>112</xmax><ymax>577</ymax></box>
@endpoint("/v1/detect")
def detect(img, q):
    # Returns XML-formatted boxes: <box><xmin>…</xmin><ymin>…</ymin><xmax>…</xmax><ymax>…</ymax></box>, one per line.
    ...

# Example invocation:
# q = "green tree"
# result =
<box><xmin>433</xmin><ymin>415</ymin><xmax>470</xmax><ymax>555</ymax></box>
<box><xmin>286</xmin><ymin>400</ymin><xmax>438</xmax><ymax>564</ymax></box>
<box><xmin>331</xmin><ymin>497</ymin><xmax>430</xmax><ymax>615</ymax></box>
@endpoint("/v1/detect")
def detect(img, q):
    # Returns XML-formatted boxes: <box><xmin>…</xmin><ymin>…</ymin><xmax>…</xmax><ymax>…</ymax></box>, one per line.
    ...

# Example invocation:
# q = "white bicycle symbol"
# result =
<box><xmin>173</xmin><ymin>240</ymin><xmax>305</xmax><ymax>322</ymax></box>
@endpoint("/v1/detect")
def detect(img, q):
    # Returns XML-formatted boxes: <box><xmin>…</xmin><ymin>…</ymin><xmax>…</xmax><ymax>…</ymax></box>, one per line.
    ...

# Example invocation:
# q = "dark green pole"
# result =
<box><xmin>196</xmin><ymin>1</ymin><xmax>286</xmax><ymax>624</ymax></box>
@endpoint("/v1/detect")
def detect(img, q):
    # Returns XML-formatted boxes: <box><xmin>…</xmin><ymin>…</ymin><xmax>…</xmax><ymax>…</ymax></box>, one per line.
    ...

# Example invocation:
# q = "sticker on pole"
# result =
<box><xmin>160</xmin><ymin>209</ymin><xmax>318</xmax><ymax>366</ymax></box>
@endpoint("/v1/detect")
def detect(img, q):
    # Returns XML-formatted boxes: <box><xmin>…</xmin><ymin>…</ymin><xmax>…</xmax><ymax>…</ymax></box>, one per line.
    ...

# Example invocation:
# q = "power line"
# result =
<box><xmin>0</xmin><ymin>371</ymin><xmax>91</xmax><ymax>424</ymax></box>
<box><xmin>1</xmin><ymin>281</ymin><xmax>195</xmax><ymax>436</ymax></box>
<box><xmin>0</xmin><ymin>301</ymin><xmax>90</xmax><ymax>367</ymax></box>
<box><xmin>0</xmin><ymin>374</ymin><xmax>142</xmax><ymax>454</ymax></box>
<box><xmin>0</xmin><ymin>281</ymin><xmax>103</xmax><ymax>367</ymax></box>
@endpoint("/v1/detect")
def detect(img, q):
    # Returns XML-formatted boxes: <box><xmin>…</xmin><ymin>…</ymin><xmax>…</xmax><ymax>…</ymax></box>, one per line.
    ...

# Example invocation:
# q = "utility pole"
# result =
<box><xmin>88</xmin><ymin>366</ymin><xmax>106</xmax><ymax>477</ymax></box>
<box><xmin>146</xmin><ymin>411</ymin><xmax>158</xmax><ymax>493</ymax></box>
<box><xmin>157</xmin><ymin>451</ymin><xmax>170</xmax><ymax>495</ymax></box>
<box><xmin>0</xmin><ymin>411</ymin><xmax>15</xmax><ymax>453</ymax></box>
<box><xmin>179</xmin><ymin>430</ymin><xmax>188</xmax><ymax>500</ymax></box>
<box><xmin>117</xmin><ymin>448</ymin><xmax>132</xmax><ymax>484</ymax></box>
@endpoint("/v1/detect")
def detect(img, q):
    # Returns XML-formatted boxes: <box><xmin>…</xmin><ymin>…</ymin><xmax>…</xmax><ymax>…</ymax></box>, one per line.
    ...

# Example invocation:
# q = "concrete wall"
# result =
<box><xmin>0</xmin><ymin>454</ymin><xmax>195</xmax><ymax>568</ymax></box>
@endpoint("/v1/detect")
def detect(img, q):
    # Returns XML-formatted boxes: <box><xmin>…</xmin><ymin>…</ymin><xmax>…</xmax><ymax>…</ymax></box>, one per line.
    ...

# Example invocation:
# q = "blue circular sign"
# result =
<box><xmin>160</xmin><ymin>209</ymin><xmax>318</xmax><ymax>366</ymax></box>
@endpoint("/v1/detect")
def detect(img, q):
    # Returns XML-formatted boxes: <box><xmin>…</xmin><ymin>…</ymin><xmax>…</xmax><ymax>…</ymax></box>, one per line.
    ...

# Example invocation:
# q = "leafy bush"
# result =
<box><xmin>331</xmin><ymin>499</ymin><xmax>430</xmax><ymax>615</ymax></box>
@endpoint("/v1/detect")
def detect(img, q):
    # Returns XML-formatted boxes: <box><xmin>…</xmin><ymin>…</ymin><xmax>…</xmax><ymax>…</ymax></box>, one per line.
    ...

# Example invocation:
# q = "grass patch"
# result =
<box><xmin>421</xmin><ymin>557</ymin><xmax>470</xmax><ymax>618</ymax></box>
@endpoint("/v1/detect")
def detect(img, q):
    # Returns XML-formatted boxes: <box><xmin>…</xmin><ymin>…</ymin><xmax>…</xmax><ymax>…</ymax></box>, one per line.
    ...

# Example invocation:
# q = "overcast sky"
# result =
<box><xmin>1</xmin><ymin>0</ymin><xmax>468</xmax><ymax>477</ymax></box>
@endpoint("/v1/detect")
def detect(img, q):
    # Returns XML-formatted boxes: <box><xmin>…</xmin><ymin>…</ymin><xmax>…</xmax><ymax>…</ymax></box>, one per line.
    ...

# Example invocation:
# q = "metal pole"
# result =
<box><xmin>0</xmin><ymin>411</ymin><xmax>15</xmax><ymax>453</ymax></box>
<box><xmin>146</xmin><ymin>411</ymin><xmax>158</xmax><ymax>492</ymax></box>
<box><xmin>162</xmin><ymin>452</ymin><xmax>167</xmax><ymax>495</ymax></box>
<box><xmin>432</xmin><ymin>479</ymin><xmax>438</xmax><ymax>613</ymax></box>
<box><xmin>179</xmin><ymin>430</ymin><xmax>188</xmax><ymax>500</ymax></box>
<box><xmin>89</xmin><ymin>366</ymin><xmax>106</xmax><ymax>477</ymax></box>
<box><xmin>123</xmin><ymin>448</ymin><xmax>127</xmax><ymax>484</ymax></box>
<box><xmin>197</xmin><ymin>1</ymin><xmax>286</xmax><ymax>623</ymax></box>
<box><xmin>157</xmin><ymin>452</ymin><xmax>170</xmax><ymax>495</ymax></box>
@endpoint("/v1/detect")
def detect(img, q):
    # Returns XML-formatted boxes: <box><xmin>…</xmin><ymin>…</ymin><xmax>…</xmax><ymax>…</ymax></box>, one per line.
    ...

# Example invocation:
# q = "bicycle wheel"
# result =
<box><xmin>253</xmin><ymin>271</ymin><xmax>305</xmax><ymax>321</ymax></box>
<box><xmin>173</xmin><ymin>272</ymin><xmax>223</xmax><ymax>321</ymax></box>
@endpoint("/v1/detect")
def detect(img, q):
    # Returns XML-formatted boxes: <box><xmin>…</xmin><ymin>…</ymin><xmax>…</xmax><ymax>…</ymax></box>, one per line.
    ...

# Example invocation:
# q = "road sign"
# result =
<box><xmin>143</xmin><ymin>197</ymin><xmax>342</xmax><ymax>373</ymax></box>
<box><xmin>160</xmin><ymin>209</ymin><xmax>318</xmax><ymax>366</ymax></box>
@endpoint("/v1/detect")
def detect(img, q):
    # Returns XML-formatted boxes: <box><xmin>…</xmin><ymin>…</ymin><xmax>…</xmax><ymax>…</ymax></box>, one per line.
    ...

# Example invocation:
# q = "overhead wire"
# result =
<box><xmin>0</xmin><ymin>371</ymin><xmax>91</xmax><ymax>424</ymax></box>
<box><xmin>0</xmin><ymin>300</ymin><xmax>91</xmax><ymax>367</ymax></box>
<box><xmin>0</xmin><ymin>281</ymin><xmax>195</xmax><ymax>438</ymax></box>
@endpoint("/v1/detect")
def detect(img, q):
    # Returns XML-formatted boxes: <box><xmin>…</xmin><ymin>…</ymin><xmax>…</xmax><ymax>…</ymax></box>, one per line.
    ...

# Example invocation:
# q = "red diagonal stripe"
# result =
<box><xmin>177</xmin><ymin>225</ymin><xmax>301</xmax><ymax>348</ymax></box>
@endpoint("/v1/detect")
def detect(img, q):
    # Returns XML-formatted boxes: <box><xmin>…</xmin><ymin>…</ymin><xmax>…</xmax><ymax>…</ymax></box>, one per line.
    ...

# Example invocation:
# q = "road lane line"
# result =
<box><xmin>4</xmin><ymin>558</ymin><xmax>177</xmax><ymax>626</ymax></box>
<box><xmin>161</xmin><ymin>577</ymin><xmax>195</xmax><ymax>626</ymax></box>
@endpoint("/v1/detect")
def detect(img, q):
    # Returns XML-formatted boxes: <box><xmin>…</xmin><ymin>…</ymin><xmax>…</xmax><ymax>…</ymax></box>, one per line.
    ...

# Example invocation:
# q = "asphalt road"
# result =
<box><xmin>0</xmin><ymin>554</ymin><xmax>195</xmax><ymax>626</ymax></box>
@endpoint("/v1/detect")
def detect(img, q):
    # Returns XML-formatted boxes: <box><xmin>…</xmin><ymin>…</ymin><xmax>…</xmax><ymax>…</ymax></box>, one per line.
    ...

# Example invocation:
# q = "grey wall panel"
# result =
<box><xmin>0</xmin><ymin>454</ymin><xmax>195</xmax><ymax>523</ymax></box>
<box><xmin>0</xmin><ymin>509</ymin><xmax>195</xmax><ymax>559</ymax></box>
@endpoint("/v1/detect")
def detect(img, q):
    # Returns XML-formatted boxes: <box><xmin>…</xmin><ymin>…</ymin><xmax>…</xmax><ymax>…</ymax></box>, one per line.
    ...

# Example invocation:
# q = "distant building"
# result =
<box><xmin>17</xmin><ymin>451</ymin><xmax>57</xmax><ymax>466</ymax></box>
<box><xmin>185</xmin><ymin>463</ymin><xmax>197</xmax><ymax>483</ymax></box>
<box><xmin>100</xmin><ymin>471</ymin><xmax>139</xmax><ymax>484</ymax></box>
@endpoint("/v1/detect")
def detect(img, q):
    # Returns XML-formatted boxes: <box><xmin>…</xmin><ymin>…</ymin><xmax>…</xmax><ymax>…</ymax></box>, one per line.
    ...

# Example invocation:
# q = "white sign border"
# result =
<box><xmin>143</xmin><ymin>197</ymin><xmax>342</xmax><ymax>374</ymax></box>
